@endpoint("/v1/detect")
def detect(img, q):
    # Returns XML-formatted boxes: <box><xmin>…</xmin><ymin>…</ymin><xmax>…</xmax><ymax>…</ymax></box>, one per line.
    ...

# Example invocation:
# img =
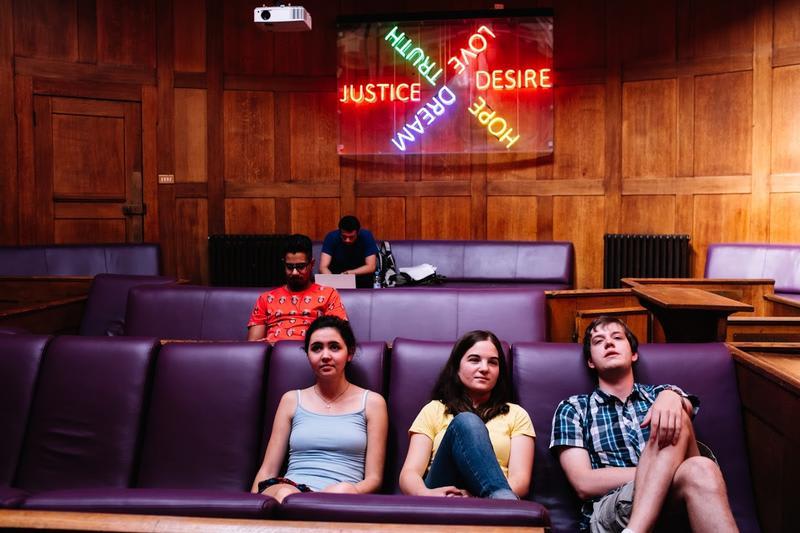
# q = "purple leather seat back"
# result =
<box><xmin>80</xmin><ymin>274</ymin><xmax>176</xmax><ymax>336</ymax></box>
<box><xmin>705</xmin><ymin>243</ymin><xmax>800</xmax><ymax>295</ymax></box>
<box><xmin>0</xmin><ymin>335</ymin><xmax>50</xmax><ymax>485</ymax></box>
<box><xmin>386</xmin><ymin>338</ymin><xmax>511</xmax><ymax>494</ymax></box>
<box><xmin>339</xmin><ymin>288</ymin><xmax>545</xmax><ymax>343</ymax></box>
<box><xmin>136</xmin><ymin>342</ymin><xmax>269</xmax><ymax>490</ymax></box>
<box><xmin>125</xmin><ymin>285</ymin><xmax>265</xmax><ymax>341</ymax></box>
<box><xmin>0</xmin><ymin>247</ymin><xmax>48</xmax><ymax>275</ymax></box>
<box><xmin>15</xmin><ymin>336</ymin><xmax>158</xmax><ymax>491</ymax></box>
<box><xmin>261</xmin><ymin>340</ymin><xmax>388</xmax><ymax>453</ymax></box>
<box><xmin>0</xmin><ymin>244</ymin><xmax>160</xmax><ymax>276</ymax></box>
<box><xmin>513</xmin><ymin>342</ymin><xmax>759</xmax><ymax>533</ymax></box>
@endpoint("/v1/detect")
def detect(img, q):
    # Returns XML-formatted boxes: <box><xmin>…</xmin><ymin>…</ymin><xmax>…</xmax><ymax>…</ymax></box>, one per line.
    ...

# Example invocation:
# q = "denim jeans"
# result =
<box><xmin>424</xmin><ymin>412</ymin><xmax>518</xmax><ymax>499</ymax></box>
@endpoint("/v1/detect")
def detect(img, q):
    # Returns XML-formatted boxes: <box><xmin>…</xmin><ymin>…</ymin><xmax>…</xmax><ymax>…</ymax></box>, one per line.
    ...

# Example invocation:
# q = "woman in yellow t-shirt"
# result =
<box><xmin>399</xmin><ymin>330</ymin><xmax>535</xmax><ymax>500</ymax></box>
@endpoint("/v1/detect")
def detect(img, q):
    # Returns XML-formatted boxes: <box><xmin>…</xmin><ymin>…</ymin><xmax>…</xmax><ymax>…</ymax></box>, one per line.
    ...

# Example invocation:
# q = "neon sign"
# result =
<box><xmin>337</xmin><ymin>11</ymin><xmax>554</xmax><ymax>155</ymax></box>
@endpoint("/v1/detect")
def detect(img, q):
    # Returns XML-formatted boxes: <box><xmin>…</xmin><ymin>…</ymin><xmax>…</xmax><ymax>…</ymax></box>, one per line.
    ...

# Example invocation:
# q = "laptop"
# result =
<box><xmin>314</xmin><ymin>273</ymin><xmax>357</xmax><ymax>289</ymax></box>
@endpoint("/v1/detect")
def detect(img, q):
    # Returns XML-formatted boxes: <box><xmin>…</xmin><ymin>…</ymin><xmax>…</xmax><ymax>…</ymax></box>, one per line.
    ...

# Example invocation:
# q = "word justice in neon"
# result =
<box><xmin>448</xmin><ymin>25</ymin><xmax>496</xmax><ymax>76</ymax></box>
<box><xmin>391</xmin><ymin>86</ymin><xmax>456</xmax><ymax>152</ymax></box>
<box><xmin>339</xmin><ymin>83</ymin><xmax>421</xmax><ymax>104</ymax></box>
<box><xmin>384</xmin><ymin>26</ymin><xmax>443</xmax><ymax>86</ymax></box>
<box><xmin>476</xmin><ymin>68</ymin><xmax>552</xmax><ymax>91</ymax></box>
<box><xmin>468</xmin><ymin>96</ymin><xmax>520</xmax><ymax>149</ymax></box>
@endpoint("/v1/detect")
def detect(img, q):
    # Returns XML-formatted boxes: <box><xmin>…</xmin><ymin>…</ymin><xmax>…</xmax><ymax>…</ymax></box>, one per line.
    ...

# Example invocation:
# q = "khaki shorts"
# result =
<box><xmin>589</xmin><ymin>480</ymin><xmax>634</xmax><ymax>533</ymax></box>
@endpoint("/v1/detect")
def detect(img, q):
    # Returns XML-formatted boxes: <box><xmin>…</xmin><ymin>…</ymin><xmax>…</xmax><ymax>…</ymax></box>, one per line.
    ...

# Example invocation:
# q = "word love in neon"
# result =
<box><xmin>476</xmin><ymin>68</ymin><xmax>552</xmax><ymax>91</ymax></box>
<box><xmin>385</xmin><ymin>26</ymin><xmax>443</xmax><ymax>86</ymax></box>
<box><xmin>391</xmin><ymin>86</ymin><xmax>456</xmax><ymax>152</ymax></box>
<box><xmin>468</xmin><ymin>96</ymin><xmax>520</xmax><ymax>149</ymax></box>
<box><xmin>339</xmin><ymin>83</ymin><xmax>421</xmax><ymax>104</ymax></box>
<box><xmin>448</xmin><ymin>25</ymin><xmax>496</xmax><ymax>76</ymax></box>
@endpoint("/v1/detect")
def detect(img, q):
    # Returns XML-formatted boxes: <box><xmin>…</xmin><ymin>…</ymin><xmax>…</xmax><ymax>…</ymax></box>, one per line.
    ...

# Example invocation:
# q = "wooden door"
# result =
<box><xmin>33</xmin><ymin>96</ymin><xmax>144</xmax><ymax>243</ymax></box>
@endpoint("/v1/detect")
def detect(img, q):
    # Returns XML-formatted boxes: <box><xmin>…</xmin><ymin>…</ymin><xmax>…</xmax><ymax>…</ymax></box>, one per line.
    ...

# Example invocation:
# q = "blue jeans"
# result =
<box><xmin>424</xmin><ymin>412</ymin><xmax>518</xmax><ymax>499</ymax></box>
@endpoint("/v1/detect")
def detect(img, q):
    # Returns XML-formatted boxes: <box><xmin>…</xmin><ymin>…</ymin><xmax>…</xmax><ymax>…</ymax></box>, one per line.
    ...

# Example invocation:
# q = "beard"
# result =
<box><xmin>287</xmin><ymin>276</ymin><xmax>307</xmax><ymax>291</ymax></box>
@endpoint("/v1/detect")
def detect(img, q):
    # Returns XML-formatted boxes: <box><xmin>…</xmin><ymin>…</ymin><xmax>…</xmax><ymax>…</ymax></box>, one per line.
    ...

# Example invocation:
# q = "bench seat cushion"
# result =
<box><xmin>0</xmin><ymin>488</ymin><xmax>27</xmax><ymax>509</ymax></box>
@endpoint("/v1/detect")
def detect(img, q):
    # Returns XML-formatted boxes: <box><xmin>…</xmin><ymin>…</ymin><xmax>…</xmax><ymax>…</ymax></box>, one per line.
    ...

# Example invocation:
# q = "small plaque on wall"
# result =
<box><xmin>337</xmin><ymin>9</ymin><xmax>553</xmax><ymax>156</ymax></box>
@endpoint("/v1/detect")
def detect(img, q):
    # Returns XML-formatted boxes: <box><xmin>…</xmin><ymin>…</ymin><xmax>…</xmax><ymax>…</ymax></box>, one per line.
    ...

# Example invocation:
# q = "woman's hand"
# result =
<box><xmin>424</xmin><ymin>486</ymin><xmax>470</xmax><ymax>497</ymax></box>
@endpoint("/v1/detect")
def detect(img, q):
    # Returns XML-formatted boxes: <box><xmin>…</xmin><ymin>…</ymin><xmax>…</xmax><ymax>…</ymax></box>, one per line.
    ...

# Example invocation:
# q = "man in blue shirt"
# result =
<box><xmin>319</xmin><ymin>215</ymin><xmax>379</xmax><ymax>288</ymax></box>
<box><xmin>550</xmin><ymin>316</ymin><xmax>737</xmax><ymax>533</ymax></box>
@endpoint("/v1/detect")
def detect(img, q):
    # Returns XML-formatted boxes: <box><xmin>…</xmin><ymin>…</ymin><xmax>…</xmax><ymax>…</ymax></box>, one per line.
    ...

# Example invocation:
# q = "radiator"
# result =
<box><xmin>603</xmin><ymin>234</ymin><xmax>690</xmax><ymax>288</ymax></box>
<box><xmin>208</xmin><ymin>234</ymin><xmax>289</xmax><ymax>287</ymax></box>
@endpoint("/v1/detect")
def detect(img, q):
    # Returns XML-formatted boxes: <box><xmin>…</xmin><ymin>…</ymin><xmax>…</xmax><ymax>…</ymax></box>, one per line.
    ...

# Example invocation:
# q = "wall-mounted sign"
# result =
<box><xmin>337</xmin><ymin>10</ymin><xmax>553</xmax><ymax>155</ymax></box>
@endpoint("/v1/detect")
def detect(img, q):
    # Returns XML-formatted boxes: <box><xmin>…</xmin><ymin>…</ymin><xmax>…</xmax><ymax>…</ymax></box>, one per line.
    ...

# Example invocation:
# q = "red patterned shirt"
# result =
<box><xmin>247</xmin><ymin>283</ymin><xmax>348</xmax><ymax>342</ymax></box>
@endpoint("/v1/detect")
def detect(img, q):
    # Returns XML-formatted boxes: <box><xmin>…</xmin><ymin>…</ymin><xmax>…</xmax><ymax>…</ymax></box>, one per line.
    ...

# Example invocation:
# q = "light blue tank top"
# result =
<box><xmin>283</xmin><ymin>389</ymin><xmax>369</xmax><ymax>491</ymax></box>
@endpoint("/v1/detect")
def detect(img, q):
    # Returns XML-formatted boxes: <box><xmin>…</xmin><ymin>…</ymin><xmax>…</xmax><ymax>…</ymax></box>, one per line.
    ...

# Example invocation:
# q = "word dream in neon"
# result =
<box><xmin>384</xmin><ymin>26</ymin><xmax>443</xmax><ymax>86</ymax></box>
<box><xmin>391</xmin><ymin>86</ymin><xmax>457</xmax><ymax>152</ymax></box>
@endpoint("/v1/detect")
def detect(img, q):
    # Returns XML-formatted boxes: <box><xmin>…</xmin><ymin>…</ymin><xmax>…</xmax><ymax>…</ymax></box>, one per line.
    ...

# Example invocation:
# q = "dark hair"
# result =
<box><xmin>431</xmin><ymin>330</ymin><xmax>511</xmax><ymax>423</ymax></box>
<box><xmin>582</xmin><ymin>315</ymin><xmax>639</xmax><ymax>366</ymax></box>
<box><xmin>338</xmin><ymin>215</ymin><xmax>360</xmax><ymax>232</ymax></box>
<box><xmin>303</xmin><ymin>316</ymin><xmax>357</xmax><ymax>355</ymax></box>
<box><xmin>284</xmin><ymin>234</ymin><xmax>312</xmax><ymax>262</ymax></box>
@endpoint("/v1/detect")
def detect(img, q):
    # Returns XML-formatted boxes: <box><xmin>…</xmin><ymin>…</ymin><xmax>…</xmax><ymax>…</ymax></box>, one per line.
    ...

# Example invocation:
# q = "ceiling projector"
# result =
<box><xmin>254</xmin><ymin>5</ymin><xmax>312</xmax><ymax>31</ymax></box>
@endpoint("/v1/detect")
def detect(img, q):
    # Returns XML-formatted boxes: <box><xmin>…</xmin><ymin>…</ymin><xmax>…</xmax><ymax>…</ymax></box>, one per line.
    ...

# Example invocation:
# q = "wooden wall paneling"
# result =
<box><xmin>223</xmin><ymin>0</ymin><xmax>274</xmax><ymax>76</ymax></box>
<box><xmin>750</xmin><ymin>0</ymin><xmax>773</xmax><ymax>243</ymax></box>
<box><xmin>692</xmin><ymin>194</ymin><xmax>751</xmax><ymax>277</ymax></box>
<box><xmin>32</xmin><ymin>95</ymin><xmax>54</xmax><ymax>243</ymax></box>
<box><xmin>15</xmin><ymin>75</ymin><xmax>35</xmax><ymax>244</ymax></box>
<box><xmin>676</xmin><ymin>75</ymin><xmax>694</xmax><ymax>176</ymax></box>
<box><xmin>620</xmin><ymin>0</ymin><xmax>676</xmax><ymax>66</ymax></box>
<box><xmin>13</xmin><ymin>0</ymin><xmax>78</xmax><ymax>61</ymax></box>
<box><xmin>223</xmin><ymin>91</ymin><xmax>275</xmax><ymax>183</ymax></box>
<box><xmin>487</xmin><ymin>197</ymin><xmax>538</xmax><ymax>240</ymax></box>
<box><xmin>340</xmin><ymin>165</ymin><xmax>356</xmax><ymax>216</ymax></box>
<box><xmin>536</xmin><ymin>196</ymin><xmax>554</xmax><ymax>240</ymax></box>
<box><xmin>96</xmin><ymin>0</ymin><xmax>155</xmax><ymax>67</ymax></box>
<box><xmin>273</xmin><ymin>92</ymin><xmax>291</xmax><ymax>182</ymax></box>
<box><xmin>290</xmin><ymin>198</ymin><xmax>340</xmax><ymax>239</ymax></box>
<box><xmin>206</xmin><ymin>0</ymin><xmax>224</xmax><ymax>235</ymax></box>
<box><xmin>175</xmin><ymin>198</ymin><xmax>208</xmax><ymax>284</ymax></box>
<box><xmin>675</xmin><ymin>193</ymin><xmax>694</xmax><ymax>272</ymax></box>
<box><xmin>618</xmin><ymin>195</ymin><xmax>676</xmax><ymax>234</ymax></box>
<box><xmin>123</xmin><ymin>101</ymin><xmax>143</xmax><ymax>242</ymax></box>
<box><xmin>76</xmin><ymin>0</ymin><xmax>97</xmax><ymax>63</ymax></box>
<box><xmin>273</xmin><ymin>0</ymin><xmax>337</xmax><ymax>77</ymax></box>
<box><xmin>290</xmin><ymin>92</ymin><xmax>339</xmax><ymax>182</ymax></box>
<box><xmin>552</xmin><ymin>0</ymin><xmax>606</xmax><ymax>70</ymax></box>
<box><xmin>419</xmin><ymin>197</ymin><xmax>472</xmax><ymax>240</ymax></box>
<box><xmin>470</xmin><ymin>155</ymin><xmax>487</xmax><ymax>241</ymax></box>
<box><xmin>603</xmin><ymin>0</ymin><xmax>623</xmax><ymax>237</ymax></box>
<box><xmin>553</xmin><ymin>196</ymin><xmax>606</xmax><ymax>289</ymax></box>
<box><xmin>142</xmin><ymin>85</ymin><xmax>159</xmax><ymax>242</ymax></box>
<box><xmin>774</xmin><ymin>0</ymin><xmax>800</xmax><ymax>66</ymax></box>
<box><xmin>621</xmin><ymin>79</ymin><xmax>677</xmax><ymax>178</ymax></box>
<box><xmin>174</xmin><ymin>0</ymin><xmax>206</xmax><ymax>72</ymax></box>
<box><xmin>173</xmin><ymin>88</ymin><xmax>207</xmax><ymax>183</ymax></box>
<box><xmin>32</xmin><ymin>78</ymin><xmax>142</xmax><ymax>101</ymax></box>
<box><xmin>54</xmin><ymin>219</ymin><xmax>126</xmax><ymax>244</ymax></box>
<box><xmin>354</xmin><ymin>197</ymin><xmax>407</xmax><ymax>241</ymax></box>
<box><xmin>0</xmin><ymin>0</ymin><xmax>17</xmax><ymax>244</ymax></box>
<box><xmin>156</xmin><ymin>0</ymin><xmax>176</xmax><ymax>275</ymax></box>
<box><xmin>694</xmin><ymin>71</ymin><xmax>753</xmax><ymax>176</ymax></box>
<box><xmin>691</xmin><ymin>0</ymin><xmax>754</xmax><ymax>59</ymax></box>
<box><xmin>224</xmin><ymin>198</ymin><xmax>276</xmax><ymax>235</ymax></box>
<box><xmin>769</xmin><ymin>194</ymin><xmax>800</xmax><ymax>243</ymax></box>
<box><xmin>771</xmin><ymin>65</ymin><xmax>800</xmax><ymax>174</ymax></box>
<box><xmin>553</xmin><ymin>84</ymin><xmax>606</xmax><ymax>179</ymax></box>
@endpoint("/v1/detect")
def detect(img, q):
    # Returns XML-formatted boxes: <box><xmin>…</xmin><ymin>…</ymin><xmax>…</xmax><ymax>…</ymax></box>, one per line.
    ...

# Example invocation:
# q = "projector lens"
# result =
<box><xmin>260</xmin><ymin>10</ymin><xmax>271</xmax><ymax>20</ymax></box>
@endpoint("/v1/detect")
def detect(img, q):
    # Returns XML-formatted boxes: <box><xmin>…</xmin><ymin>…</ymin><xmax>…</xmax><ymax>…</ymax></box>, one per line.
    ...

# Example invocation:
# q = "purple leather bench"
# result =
<box><xmin>0</xmin><ymin>243</ymin><xmax>161</xmax><ymax>276</ymax></box>
<box><xmin>313</xmin><ymin>240</ymin><xmax>574</xmax><ymax>289</ymax></box>
<box><xmin>706</xmin><ymin>243</ymin><xmax>800</xmax><ymax>303</ymax></box>
<box><xmin>513</xmin><ymin>342</ymin><xmax>760</xmax><ymax>533</ymax></box>
<box><xmin>124</xmin><ymin>285</ymin><xmax>547</xmax><ymax>344</ymax></box>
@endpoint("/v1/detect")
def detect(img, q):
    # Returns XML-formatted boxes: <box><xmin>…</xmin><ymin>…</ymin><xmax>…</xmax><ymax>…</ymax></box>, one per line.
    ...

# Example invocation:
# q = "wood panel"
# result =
<box><xmin>175</xmin><ymin>198</ymin><xmax>208</xmax><ymax>284</ymax></box>
<box><xmin>273</xmin><ymin>0</ymin><xmax>337</xmax><ymax>77</ymax></box>
<box><xmin>769</xmin><ymin>193</ymin><xmax>800</xmax><ymax>243</ymax></box>
<box><xmin>96</xmin><ymin>0</ymin><xmax>155</xmax><ymax>67</ymax></box>
<box><xmin>774</xmin><ymin>0</ymin><xmax>800</xmax><ymax>52</ymax></box>
<box><xmin>622</xmin><ymin>79</ymin><xmax>677</xmax><ymax>178</ymax></box>
<box><xmin>290</xmin><ymin>198</ymin><xmax>339</xmax><ymax>239</ymax></box>
<box><xmin>692</xmin><ymin>194</ymin><xmax>751</xmax><ymax>276</ymax></box>
<box><xmin>694</xmin><ymin>72</ymin><xmax>753</xmax><ymax>176</ymax></box>
<box><xmin>13</xmin><ymin>0</ymin><xmax>78</xmax><ymax>61</ymax></box>
<box><xmin>553</xmin><ymin>196</ymin><xmax>605</xmax><ymax>289</ymax></box>
<box><xmin>223</xmin><ymin>91</ymin><xmax>274</xmax><ymax>183</ymax></box>
<box><xmin>620</xmin><ymin>0</ymin><xmax>676</xmax><ymax>66</ymax></box>
<box><xmin>419</xmin><ymin>197</ymin><xmax>472</xmax><ymax>240</ymax></box>
<box><xmin>174</xmin><ymin>88</ymin><xmax>207</xmax><ymax>183</ymax></box>
<box><xmin>552</xmin><ymin>0</ymin><xmax>605</xmax><ymax>70</ymax></box>
<box><xmin>224</xmin><ymin>198</ymin><xmax>276</xmax><ymax>235</ymax></box>
<box><xmin>54</xmin><ymin>219</ymin><xmax>126</xmax><ymax>244</ymax></box>
<box><xmin>618</xmin><ymin>195</ymin><xmax>675</xmax><ymax>234</ymax></box>
<box><xmin>354</xmin><ymin>197</ymin><xmax>407</xmax><ymax>241</ymax></box>
<box><xmin>223</xmin><ymin>0</ymin><xmax>274</xmax><ymax>76</ymax></box>
<box><xmin>0</xmin><ymin>0</ymin><xmax>17</xmax><ymax>244</ymax></box>
<box><xmin>174</xmin><ymin>0</ymin><xmax>205</xmax><ymax>72</ymax></box>
<box><xmin>290</xmin><ymin>92</ymin><xmax>338</xmax><ymax>182</ymax></box>
<box><xmin>691</xmin><ymin>0</ymin><xmax>754</xmax><ymax>59</ymax></box>
<box><xmin>486</xmin><ymin>197</ymin><xmax>538</xmax><ymax>240</ymax></box>
<box><xmin>771</xmin><ymin>65</ymin><xmax>800</xmax><ymax>174</ymax></box>
<box><xmin>553</xmin><ymin>84</ymin><xmax>605</xmax><ymax>179</ymax></box>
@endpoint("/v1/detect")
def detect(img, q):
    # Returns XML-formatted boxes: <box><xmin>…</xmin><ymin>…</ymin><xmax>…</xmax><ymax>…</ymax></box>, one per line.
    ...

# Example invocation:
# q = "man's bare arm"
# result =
<box><xmin>557</xmin><ymin>447</ymin><xmax>636</xmax><ymax>500</ymax></box>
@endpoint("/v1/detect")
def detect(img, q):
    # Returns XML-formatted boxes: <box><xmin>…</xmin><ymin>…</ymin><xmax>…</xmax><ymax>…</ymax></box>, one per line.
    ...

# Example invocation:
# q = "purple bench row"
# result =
<box><xmin>1</xmin><ymin>335</ymin><xmax>759</xmax><ymax>531</ymax></box>
<box><xmin>0</xmin><ymin>244</ymin><xmax>161</xmax><ymax>276</ymax></box>
<box><xmin>706</xmin><ymin>243</ymin><xmax>800</xmax><ymax>302</ymax></box>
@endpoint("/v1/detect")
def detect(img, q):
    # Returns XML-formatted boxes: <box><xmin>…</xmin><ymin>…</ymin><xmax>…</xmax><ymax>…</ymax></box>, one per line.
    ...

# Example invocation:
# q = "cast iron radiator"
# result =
<box><xmin>208</xmin><ymin>234</ymin><xmax>289</xmax><ymax>287</ymax></box>
<box><xmin>603</xmin><ymin>234</ymin><xmax>690</xmax><ymax>288</ymax></box>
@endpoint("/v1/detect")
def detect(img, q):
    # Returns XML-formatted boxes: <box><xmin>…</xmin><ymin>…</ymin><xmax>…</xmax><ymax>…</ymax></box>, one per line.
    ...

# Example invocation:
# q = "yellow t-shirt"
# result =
<box><xmin>409</xmin><ymin>400</ymin><xmax>535</xmax><ymax>477</ymax></box>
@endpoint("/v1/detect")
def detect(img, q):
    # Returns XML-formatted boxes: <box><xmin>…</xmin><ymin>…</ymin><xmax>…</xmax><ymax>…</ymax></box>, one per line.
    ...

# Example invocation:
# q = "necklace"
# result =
<box><xmin>312</xmin><ymin>383</ymin><xmax>350</xmax><ymax>409</ymax></box>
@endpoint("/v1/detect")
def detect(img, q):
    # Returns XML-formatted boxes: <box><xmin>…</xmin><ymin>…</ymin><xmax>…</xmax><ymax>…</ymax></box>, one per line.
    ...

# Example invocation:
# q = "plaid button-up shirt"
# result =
<box><xmin>549</xmin><ymin>383</ymin><xmax>699</xmax><ymax>531</ymax></box>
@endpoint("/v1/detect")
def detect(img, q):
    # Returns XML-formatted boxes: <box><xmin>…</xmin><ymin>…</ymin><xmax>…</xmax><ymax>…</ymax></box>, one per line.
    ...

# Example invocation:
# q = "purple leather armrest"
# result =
<box><xmin>0</xmin><ymin>487</ymin><xmax>28</xmax><ymax>509</ymax></box>
<box><xmin>277</xmin><ymin>493</ymin><xmax>549</xmax><ymax>526</ymax></box>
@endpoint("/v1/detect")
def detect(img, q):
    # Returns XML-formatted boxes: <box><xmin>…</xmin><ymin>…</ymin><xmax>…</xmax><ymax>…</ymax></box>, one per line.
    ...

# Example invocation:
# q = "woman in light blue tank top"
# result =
<box><xmin>251</xmin><ymin>316</ymin><xmax>388</xmax><ymax>502</ymax></box>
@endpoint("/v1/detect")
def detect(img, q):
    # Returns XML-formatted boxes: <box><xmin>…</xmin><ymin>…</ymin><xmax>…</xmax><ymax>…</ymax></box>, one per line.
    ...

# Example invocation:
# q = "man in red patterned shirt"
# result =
<box><xmin>247</xmin><ymin>234</ymin><xmax>348</xmax><ymax>343</ymax></box>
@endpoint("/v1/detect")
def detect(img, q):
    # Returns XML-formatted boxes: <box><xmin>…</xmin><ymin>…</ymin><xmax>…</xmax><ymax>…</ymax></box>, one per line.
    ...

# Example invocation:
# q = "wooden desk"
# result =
<box><xmin>0</xmin><ymin>296</ymin><xmax>86</xmax><ymax>334</ymax></box>
<box><xmin>622</xmin><ymin>278</ymin><xmax>774</xmax><ymax>316</ymax></box>
<box><xmin>764</xmin><ymin>293</ymin><xmax>800</xmax><ymax>317</ymax></box>
<box><xmin>545</xmin><ymin>288</ymin><xmax>641</xmax><ymax>342</ymax></box>
<box><xmin>632</xmin><ymin>286</ymin><xmax>752</xmax><ymax>342</ymax></box>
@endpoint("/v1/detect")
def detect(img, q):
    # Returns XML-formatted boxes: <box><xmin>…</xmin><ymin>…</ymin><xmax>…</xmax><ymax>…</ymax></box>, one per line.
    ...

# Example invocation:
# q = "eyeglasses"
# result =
<box><xmin>284</xmin><ymin>262</ymin><xmax>309</xmax><ymax>272</ymax></box>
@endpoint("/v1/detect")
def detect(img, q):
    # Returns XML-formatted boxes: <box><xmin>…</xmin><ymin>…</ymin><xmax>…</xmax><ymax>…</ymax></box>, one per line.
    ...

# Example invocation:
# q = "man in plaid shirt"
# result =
<box><xmin>550</xmin><ymin>316</ymin><xmax>738</xmax><ymax>533</ymax></box>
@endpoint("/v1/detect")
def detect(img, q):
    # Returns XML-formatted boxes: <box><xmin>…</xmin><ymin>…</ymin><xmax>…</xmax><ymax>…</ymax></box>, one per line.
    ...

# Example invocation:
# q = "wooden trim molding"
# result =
<box><xmin>623</xmin><ymin>53</ymin><xmax>753</xmax><ymax>82</ymax></box>
<box><xmin>487</xmin><ymin>179</ymin><xmax>605</xmax><ymax>196</ymax></box>
<box><xmin>224</xmin><ymin>74</ymin><xmax>336</xmax><ymax>92</ymax></box>
<box><xmin>621</xmin><ymin>175</ymin><xmax>752</xmax><ymax>195</ymax></box>
<box><xmin>225</xmin><ymin>181</ymin><xmax>340</xmax><ymax>198</ymax></box>
<box><xmin>16</xmin><ymin>57</ymin><xmax>156</xmax><ymax>85</ymax></box>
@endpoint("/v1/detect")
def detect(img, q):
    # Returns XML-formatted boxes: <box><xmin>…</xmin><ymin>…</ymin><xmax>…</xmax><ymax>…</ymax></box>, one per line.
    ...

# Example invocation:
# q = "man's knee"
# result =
<box><xmin>673</xmin><ymin>456</ymin><xmax>726</xmax><ymax>497</ymax></box>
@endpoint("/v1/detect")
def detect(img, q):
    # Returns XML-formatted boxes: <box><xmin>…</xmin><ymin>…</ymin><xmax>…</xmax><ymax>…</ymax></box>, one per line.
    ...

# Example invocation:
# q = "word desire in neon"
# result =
<box><xmin>468</xmin><ymin>96</ymin><xmax>520</xmax><ymax>150</ymax></box>
<box><xmin>448</xmin><ymin>25</ymin><xmax>496</xmax><ymax>76</ymax></box>
<box><xmin>384</xmin><ymin>26</ymin><xmax>443</xmax><ymax>86</ymax></box>
<box><xmin>339</xmin><ymin>83</ymin><xmax>421</xmax><ymax>104</ymax></box>
<box><xmin>391</xmin><ymin>86</ymin><xmax>456</xmax><ymax>152</ymax></box>
<box><xmin>476</xmin><ymin>68</ymin><xmax>552</xmax><ymax>91</ymax></box>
